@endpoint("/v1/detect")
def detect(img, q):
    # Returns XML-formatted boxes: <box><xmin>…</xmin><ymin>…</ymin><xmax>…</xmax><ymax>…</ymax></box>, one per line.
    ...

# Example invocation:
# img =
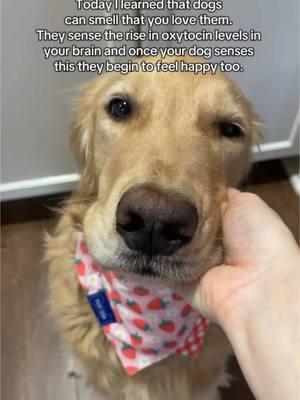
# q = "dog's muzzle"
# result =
<box><xmin>116</xmin><ymin>185</ymin><xmax>198</xmax><ymax>257</ymax></box>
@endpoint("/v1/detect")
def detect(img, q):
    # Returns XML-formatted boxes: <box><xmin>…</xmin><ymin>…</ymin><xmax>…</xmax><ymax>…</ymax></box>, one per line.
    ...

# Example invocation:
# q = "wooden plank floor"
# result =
<box><xmin>2</xmin><ymin>161</ymin><xmax>299</xmax><ymax>400</ymax></box>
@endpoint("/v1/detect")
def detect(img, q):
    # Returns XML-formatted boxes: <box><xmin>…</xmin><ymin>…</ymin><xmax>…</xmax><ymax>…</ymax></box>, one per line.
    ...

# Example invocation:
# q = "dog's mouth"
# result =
<box><xmin>102</xmin><ymin>251</ymin><xmax>198</xmax><ymax>282</ymax></box>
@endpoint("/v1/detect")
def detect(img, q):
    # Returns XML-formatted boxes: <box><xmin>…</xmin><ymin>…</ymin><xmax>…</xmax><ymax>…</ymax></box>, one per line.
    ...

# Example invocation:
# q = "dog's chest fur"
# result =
<box><xmin>46</xmin><ymin>214</ymin><xmax>231</xmax><ymax>400</ymax></box>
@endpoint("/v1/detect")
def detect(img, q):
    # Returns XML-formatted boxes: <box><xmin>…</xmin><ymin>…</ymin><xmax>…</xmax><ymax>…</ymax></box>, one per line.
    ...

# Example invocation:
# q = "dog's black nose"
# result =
<box><xmin>116</xmin><ymin>186</ymin><xmax>198</xmax><ymax>256</ymax></box>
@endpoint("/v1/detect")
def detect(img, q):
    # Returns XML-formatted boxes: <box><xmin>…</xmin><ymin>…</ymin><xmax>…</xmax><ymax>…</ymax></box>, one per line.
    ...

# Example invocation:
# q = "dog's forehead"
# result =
<box><xmin>107</xmin><ymin>69</ymin><xmax>241</xmax><ymax>111</ymax></box>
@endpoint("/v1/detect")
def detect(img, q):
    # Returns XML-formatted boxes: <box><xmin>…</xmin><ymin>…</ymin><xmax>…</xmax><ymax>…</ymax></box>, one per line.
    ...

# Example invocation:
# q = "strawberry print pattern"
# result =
<box><xmin>75</xmin><ymin>233</ymin><xmax>209</xmax><ymax>376</ymax></box>
<box><xmin>133</xmin><ymin>318</ymin><xmax>152</xmax><ymax>332</ymax></box>
<box><xmin>159</xmin><ymin>319</ymin><xmax>175</xmax><ymax>333</ymax></box>
<box><xmin>126</xmin><ymin>300</ymin><xmax>142</xmax><ymax>314</ymax></box>
<box><xmin>147</xmin><ymin>298</ymin><xmax>169</xmax><ymax>310</ymax></box>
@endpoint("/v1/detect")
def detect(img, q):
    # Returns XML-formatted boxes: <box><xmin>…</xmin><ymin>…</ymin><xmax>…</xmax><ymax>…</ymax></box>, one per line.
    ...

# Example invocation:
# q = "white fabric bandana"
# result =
<box><xmin>75</xmin><ymin>234</ymin><xmax>209</xmax><ymax>375</ymax></box>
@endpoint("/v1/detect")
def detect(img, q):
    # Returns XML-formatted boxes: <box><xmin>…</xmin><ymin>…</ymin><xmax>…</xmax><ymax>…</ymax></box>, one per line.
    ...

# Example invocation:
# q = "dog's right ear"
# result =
<box><xmin>70</xmin><ymin>79</ymin><xmax>101</xmax><ymax>197</ymax></box>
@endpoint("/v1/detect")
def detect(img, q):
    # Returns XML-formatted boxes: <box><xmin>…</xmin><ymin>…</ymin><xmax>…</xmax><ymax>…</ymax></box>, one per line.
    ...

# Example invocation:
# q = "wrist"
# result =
<box><xmin>220</xmin><ymin>285</ymin><xmax>299</xmax><ymax>400</ymax></box>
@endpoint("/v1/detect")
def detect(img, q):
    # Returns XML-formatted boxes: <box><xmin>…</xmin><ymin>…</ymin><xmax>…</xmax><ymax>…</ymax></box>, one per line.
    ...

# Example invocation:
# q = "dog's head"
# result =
<box><xmin>71</xmin><ymin>57</ymin><xmax>261</xmax><ymax>282</ymax></box>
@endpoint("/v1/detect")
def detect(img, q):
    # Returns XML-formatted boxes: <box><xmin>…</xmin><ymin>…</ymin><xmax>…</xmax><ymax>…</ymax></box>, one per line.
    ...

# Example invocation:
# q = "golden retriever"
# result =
<box><xmin>45</xmin><ymin>56</ymin><xmax>261</xmax><ymax>400</ymax></box>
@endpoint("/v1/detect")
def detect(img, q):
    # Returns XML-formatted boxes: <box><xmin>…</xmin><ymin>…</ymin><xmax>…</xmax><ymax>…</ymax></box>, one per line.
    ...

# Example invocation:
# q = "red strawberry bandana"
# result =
<box><xmin>75</xmin><ymin>234</ymin><xmax>209</xmax><ymax>376</ymax></box>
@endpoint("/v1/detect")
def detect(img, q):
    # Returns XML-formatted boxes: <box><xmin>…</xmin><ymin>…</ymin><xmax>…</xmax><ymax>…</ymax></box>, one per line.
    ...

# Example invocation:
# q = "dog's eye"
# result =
<box><xmin>219</xmin><ymin>122</ymin><xmax>243</xmax><ymax>139</ymax></box>
<box><xmin>108</xmin><ymin>98</ymin><xmax>132</xmax><ymax>120</ymax></box>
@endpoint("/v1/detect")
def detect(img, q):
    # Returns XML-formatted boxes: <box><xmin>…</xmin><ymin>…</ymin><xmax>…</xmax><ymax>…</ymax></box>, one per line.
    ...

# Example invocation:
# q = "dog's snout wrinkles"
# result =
<box><xmin>116</xmin><ymin>186</ymin><xmax>198</xmax><ymax>256</ymax></box>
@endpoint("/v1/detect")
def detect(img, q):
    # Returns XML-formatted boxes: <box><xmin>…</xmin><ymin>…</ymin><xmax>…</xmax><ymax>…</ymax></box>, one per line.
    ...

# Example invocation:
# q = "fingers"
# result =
<box><xmin>221</xmin><ymin>188</ymin><xmax>241</xmax><ymax>215</ymax></box>
<box><xmin>167</xmin><ymin>277</ymin><xmax>218</xmax><ymax>323</ymax></box>
<box><xmin>167</xmin><ymin>281</ymin><xmax>201</xmax><ymax>312</ymax></box>
<box><xmin>227</xmin><ymin>188</ymin><xmax>241</xmax><ymax>199</ymax></box>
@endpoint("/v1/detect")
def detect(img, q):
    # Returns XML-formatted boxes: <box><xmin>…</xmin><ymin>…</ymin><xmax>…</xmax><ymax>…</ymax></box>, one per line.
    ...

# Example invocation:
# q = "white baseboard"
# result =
<box><xmin>0</xmin><ymin>174</ymin><xmax>79</xmax><ymax>201</ymax></box>
<box><xmin>1</xmin><ymin>144</ymin><xmax>299</xmax><ymax>202</ymax></box>
<box><xmin>252</xmin><ymin>140</ymin><xmax>298</xmax><ymax>161</ymax></box>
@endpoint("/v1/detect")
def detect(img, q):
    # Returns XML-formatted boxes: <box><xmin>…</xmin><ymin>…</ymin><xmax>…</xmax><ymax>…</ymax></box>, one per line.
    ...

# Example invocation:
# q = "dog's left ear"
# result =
<box><xmin>225</xmin><ymin>97</ymin><xmax>264</xmax><ymax>187</ymax></box>
<box><xmin>250</xmin><ymin>111</ymin><xmax>264</xmax><ymax>148</ymax></box>
<box><xmin>70</xmin><ymin>79</ymin><xmax>103</xmax><ymax>197</ymax></box>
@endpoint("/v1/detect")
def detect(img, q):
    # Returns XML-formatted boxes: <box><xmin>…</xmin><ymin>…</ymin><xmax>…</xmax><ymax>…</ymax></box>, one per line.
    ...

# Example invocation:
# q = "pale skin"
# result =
<box><xmin>179</xmin><ymin>189</ymin><xmax>300</xmax><ymax>400</ymax></box>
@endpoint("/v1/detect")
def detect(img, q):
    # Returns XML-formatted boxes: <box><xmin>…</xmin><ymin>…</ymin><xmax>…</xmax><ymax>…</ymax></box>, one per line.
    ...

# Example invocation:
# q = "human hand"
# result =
<box><xmin>178</xmin><ymin>189</ymin><xmax>299</xmax><ymax>400</ymax></box>
<box><xmin>181</xmin><ymin>189</ymin><xmax>299</xmax><ymax>327</ymax></box>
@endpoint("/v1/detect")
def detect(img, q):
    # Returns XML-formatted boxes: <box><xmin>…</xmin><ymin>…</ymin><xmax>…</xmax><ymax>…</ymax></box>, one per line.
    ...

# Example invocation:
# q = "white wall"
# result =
<box><xmin>1</xmin><ymin>0</ymin><xmax>136</xmax><ymax>199</ymax></box>
<box><xmin>141</xmin><ymin>0</ymin><xmax>299</xmax><ymax>154</ymax></box>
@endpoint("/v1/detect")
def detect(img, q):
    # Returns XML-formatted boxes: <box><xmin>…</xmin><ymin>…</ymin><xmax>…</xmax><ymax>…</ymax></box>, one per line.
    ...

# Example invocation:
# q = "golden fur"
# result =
<box><xmin>45</xmin><ymin>57</ymin><xmax>261</xmax><ymax>399</ymax></box>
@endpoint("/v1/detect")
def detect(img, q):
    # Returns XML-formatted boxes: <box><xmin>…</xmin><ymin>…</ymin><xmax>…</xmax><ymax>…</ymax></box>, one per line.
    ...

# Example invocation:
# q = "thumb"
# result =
<box><xmin>169</xmin><ymin>265</ymin><xmax>230</xmax><ymax>324</ymax></box>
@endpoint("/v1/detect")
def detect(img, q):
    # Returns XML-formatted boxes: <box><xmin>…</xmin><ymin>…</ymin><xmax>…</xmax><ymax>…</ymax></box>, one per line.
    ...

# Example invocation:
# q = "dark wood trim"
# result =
<box><xmin>1</xmin><ymin>192</ymin><xmax>71</xmax><ymax>225</ymax></box>
<box><xmin>245</xmin><ymin>159</ymin><xmax>289</xmax><ymax>185</ymax></box>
